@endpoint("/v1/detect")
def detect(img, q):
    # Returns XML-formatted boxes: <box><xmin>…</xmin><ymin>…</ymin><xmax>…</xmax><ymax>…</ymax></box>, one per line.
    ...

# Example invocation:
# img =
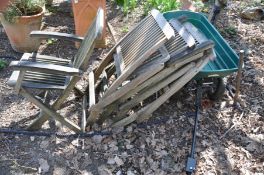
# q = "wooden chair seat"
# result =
<box><xmin>8</xmin><ymin>53</ymin><xmax>71</xmax><ymax>89</ymax></box>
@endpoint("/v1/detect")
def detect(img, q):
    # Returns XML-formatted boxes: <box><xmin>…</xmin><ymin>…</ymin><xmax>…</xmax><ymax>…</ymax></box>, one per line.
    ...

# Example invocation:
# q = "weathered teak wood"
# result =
<box><xmin>15</xmin><ymin>71</ymin><xmax>25</xmax><ymax>94</ymax></box>
<box><xmin>30</xmin><ymin>31</ymin><xmax>84</xmax><ymax>43</ymax></box>
<box><xmin>94</xmin><ymin>9</ymin><xmax>175</xmax><ymax>82</ymax></box>
<box><xmin>7</xmin><ymin>8</ymin><xmax>104</xmax><ymax>133</ymax></box>
<box><xmin>87</xmin><ymin>62</ymin><xmax>165</xmax><ymax>124</ymax></box>
<box><xmin>88</xmin><ymin>71</ymin><xmax>96</xmax><ymax>108</ymax></box>
<box><xmin>169</xmin><ymin>19</ymin><xmax>196</xmax><ymax>48</ymax></box>
<box><xmin>92</xmin><ymin>17</ymin><xmax>215</xmax><ymax>127</ymax></box>
<box><xmin>113</xmin><ymin>46</ymin><xmax>125</xmax><ymax>77</ymax></box>
<box><xmin>182</xmin><ymin>22</ymin><xmax>208</xmax><ymax>43</ymax></box>
<box><xmin>117</xmin><ymin>63</ymin><xmax>195</xmax><ymax>119</ymax></box>
<box><xmin>20</xmin><ymin>88</ymin><xmax>81</xmax><ymax>132</ymax></box>
<box><xmin>112</xmin><ymin>52</ymin><xmax>214</xmax><ymax>128</ymax></box>
<box><xmin>10</xmin><ymin>61</ymin><xmax>82</xmax><ymax>76</ymax></box>
<box><xmin>82</xmin><ymin>95</ymin><xmax>87</xmax><ymax>132</ymax></box>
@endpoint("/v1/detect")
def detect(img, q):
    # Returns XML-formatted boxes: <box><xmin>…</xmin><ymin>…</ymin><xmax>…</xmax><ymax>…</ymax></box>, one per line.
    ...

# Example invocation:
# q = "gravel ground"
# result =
<box><xmin>0</xmin><ymin>0</ymin><xmax>263</xmax><ymax>174</ymax></box>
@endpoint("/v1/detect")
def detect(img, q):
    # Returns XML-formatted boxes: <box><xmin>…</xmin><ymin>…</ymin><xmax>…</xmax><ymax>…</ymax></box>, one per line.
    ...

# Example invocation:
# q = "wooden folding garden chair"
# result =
<box><xmin>7</xmin><ymin>8</ymin><xmax>104</xmax><ymax>133</ymax></box>
<box><xmin>85</xmin><ymin>9</ymin><xmax>177</xmax><ymax>126</ymax></box>
<box><xmin>99</xmin><ymin>19</ymin><xmax>216</xmax><ymax>128</ymax></box>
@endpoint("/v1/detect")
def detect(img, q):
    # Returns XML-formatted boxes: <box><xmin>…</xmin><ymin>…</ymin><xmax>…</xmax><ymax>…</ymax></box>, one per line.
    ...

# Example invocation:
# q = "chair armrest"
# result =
<box><xmin>30</xmin><ymin>31</ymin><xmax>84</xmax><ymax>43</ymax></box>
<box><xmin>10</xmin><ymin>61</ymin><xmax>82</xmax><ymax>76</ymax></box>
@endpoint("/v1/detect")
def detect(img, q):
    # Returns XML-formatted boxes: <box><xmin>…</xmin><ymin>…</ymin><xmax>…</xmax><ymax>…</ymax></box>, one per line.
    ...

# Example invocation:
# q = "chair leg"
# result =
<box><xmin>27</xmin><ymin>77</ymin><xmax>81</xmax><ymax>130</ymax></box>
<box><xmin>21</xmin><ymin>88</ymin><xmax>81</xmax><ymax>133</ymax></box>
<box><xmin>27</xmin><ymin>110</ymin><xmax>50</xmax><ymax>130</ymax></box>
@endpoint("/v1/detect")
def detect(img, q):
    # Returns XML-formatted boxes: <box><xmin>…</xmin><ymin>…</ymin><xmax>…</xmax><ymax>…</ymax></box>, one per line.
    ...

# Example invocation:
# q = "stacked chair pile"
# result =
<box><xmin>86</xmin><ymin>9</ymin><xmax>215</xmax><ymax>129</ymax></box>
<box><xmin>7</xmin><ymin>9</ymin><xmax>215</xmax><ymax>133</ymax></box>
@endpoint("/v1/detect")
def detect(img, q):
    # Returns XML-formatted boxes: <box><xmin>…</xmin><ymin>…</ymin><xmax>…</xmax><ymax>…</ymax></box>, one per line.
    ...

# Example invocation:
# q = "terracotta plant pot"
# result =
<box><xmin>0</xmin><ymin>7</ymin><xmax>44</xmax><ymax>53</ymax></box>
<box><xmin>71</xmin><ymin>0</ymin><xmax>106</xmax><ymax>48</ymax></box>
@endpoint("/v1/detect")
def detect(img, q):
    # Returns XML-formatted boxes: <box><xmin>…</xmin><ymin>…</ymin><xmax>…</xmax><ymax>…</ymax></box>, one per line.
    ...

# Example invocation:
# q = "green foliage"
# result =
<box><xmin>116</xmin><ymin>0</ymin><xmax>138</xmax><ymax>15</ymax></box>
<box><xmin>143</xmin><ymin>0</ymin><xmax>181</xmax><ymax>15</ymax></box>
<box><xmin>3</xmin><ymin>0</ymin><xmax>44</xmax><ymax>23</ymax></box>
<box><xmin>0</xmin><ymin>60</ymin><xmax>7</xmax><ymax>70</ymax></box>
<box><xmin>121</xmin><ymin>25</ymin><xmax>129</xmax><ymax>33</ymax></box>
<box><xmin>220</xmin><ymin>26</ymin><xmax>237</xmax><ymax>38</ymax></box>
<box><xmin>47</xmin><ymin>38</ymin><xmax>57</xmax><ymax>45</ymax></box>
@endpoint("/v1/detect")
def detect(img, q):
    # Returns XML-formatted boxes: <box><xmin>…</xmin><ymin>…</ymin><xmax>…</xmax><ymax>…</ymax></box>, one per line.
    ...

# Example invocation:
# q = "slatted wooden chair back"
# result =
<box><xmin>94</xmin><ymin>9</ymin><xmax>175</xmax><ymax>82</ymax></box>
<box><xmin>73</xmin><ymin>8</ymin><xmax>104</xmax><ymax>70</ymax></box>
<box><xmin>117</xmin><ymin>9</ymin><xmax>174</xmax><ymax>69</ymax></box>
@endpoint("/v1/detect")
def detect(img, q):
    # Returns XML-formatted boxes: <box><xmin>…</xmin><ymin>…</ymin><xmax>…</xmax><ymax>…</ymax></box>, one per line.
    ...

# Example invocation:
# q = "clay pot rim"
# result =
<box><xmin>16</xmin><ymin>6</ymin><xmax>44</xmax><ymax>19</ymax></box>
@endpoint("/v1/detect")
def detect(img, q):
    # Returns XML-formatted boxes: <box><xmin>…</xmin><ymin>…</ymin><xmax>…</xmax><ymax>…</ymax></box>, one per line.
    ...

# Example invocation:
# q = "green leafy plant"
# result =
<box><xmin>0</xmin><ymin>60</ymin><xmax>7</xmax><ymax>70</ymax></box>
<box><xmin>115</xmin><ymin>0</ymin><xmax>138</xmax><ymax>15</ymax></box>
<box><xmin>121</xmin><ymin>25</ymin><xmax>129</xmax><ymax>33</ymax></box>
<box><xmin>143</xmin><ymin>0</ymin><xmax>181</xmax><ymax>15</ymax></box>
<box><xmin>3</xmin><ymin>0</ymin><xmax>44</xmax><ymax>23</ymax></box>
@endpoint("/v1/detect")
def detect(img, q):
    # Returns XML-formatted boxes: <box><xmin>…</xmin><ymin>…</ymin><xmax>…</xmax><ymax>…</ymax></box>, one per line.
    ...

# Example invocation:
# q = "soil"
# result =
<box><xmin>0</xmin><ymin>0</ymin><xmax>263</xmax><ymax>175</ymax></box>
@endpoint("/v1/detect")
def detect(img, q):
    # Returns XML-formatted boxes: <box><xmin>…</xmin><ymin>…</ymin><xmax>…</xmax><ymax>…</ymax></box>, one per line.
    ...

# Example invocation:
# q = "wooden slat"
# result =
<box><xmin>167</xmin><ymin>40</ymin><xmax>214</xmax><ymax>66</ymax></box>
<box><xmin>10</xmin><ymin>61</ymin><xmax>82</xmax><ymax>76</ymax></box>
<box><xmin>103</xmin><ymin>38</ymin><xmax>167</xmax><ymax>98</ymax></box>
<box><xmin>183</xmin><ymin>22</ymin><xmax>208</xmax><ymax>43</ymax></box>
<box><xmin>27</xmin><ymin>76</ymin><xmax>82</xmax><ymax>130</ymax></box>
<box><xmin>94</xmin><ymin>9</ymin><xmax>171</xmax><ymax>81</ymax></box>
<box><xmin>82</xmin><ymin>95</ymin><xmax>87</xmax><ymax>132</ymax></box>
<box><xmin>118</xmin><ymin>63</ymin><xmax>195</xmax><ymax>117</ymax></box>
<box><xmin>21</xmin><ymin>88</ymin><xmax>81</xmax><ymax>133</ymax></box>
<box><xmin>87</xmin><ymin>63</ymin><xmax>164</xmax><ymax>125</ymax></box>
<box><xmin>169</xmin><ymin>19</ymin><xmax>196</xmax><ymax>48</ymax></box>
<box><xmin>112</xmin><ymin>54</ymin><xmax>211</xmax><ymax>128</ymax></box>
<box><xmin>130</xmin><ymin>45</ymin><xmax>170</xmax><ymax>78</ymax></box>
<box><xmin>22</xmin><ymin>53</ymin><xmax>71</xmax><ymax>64</ymax></box>
<box><xmin>15</xmin><ymin>71</ymin><xmax>25</xmax><ymax>94</ymax></box>
<box><xmin>30</xmin><ymin>31</ymin><xmax>84</xmax><ymax>43</ymax></box>
<box><xmin>113</xmin><ymin>46</ymin><xmax>125</xmax><ymax>77</ymax></box>
<box><xmin>150</xmin><ymin>9</ymin><xmax>175</xmax><ymax>39</ymax></box>
<box><xmin>89</xmin><ymin>71</ymin><xmax>95</xmax><ymax>108</ymax></box>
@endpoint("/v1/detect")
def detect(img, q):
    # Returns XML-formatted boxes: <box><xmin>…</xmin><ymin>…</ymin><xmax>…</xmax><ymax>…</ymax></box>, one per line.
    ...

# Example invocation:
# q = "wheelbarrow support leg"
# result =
<box><xmin>186</xmin><ymin>80</ymin><xmax>203</xmax><ymax>175</ymax></box>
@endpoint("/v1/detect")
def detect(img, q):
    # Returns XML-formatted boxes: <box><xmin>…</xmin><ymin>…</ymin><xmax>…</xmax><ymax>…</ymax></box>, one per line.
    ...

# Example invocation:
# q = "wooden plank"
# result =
<box><xmin>82</xmin><ymin>95</ymin><xmax>87</xmax><ymax>132</ymax></box>
<box><xmin>10</xmin><ymin>61</ymin><xmax>82</xmax><ymax>76</ymax></box>
<box><xmin>114</xmin><ymin>46</ymin><xmax>125</xmax><ymax>77</ymax></box>
<box><xmin>118</xmin><ymin>63</ymin><xmax>195</xmax><ymax>117</ymax></box>
<box><xmin>173</xmin><ymin>52</ymin><xmax>204</xmax><ymax>69</ymax></box>
<box><xmin>87</xmin><ymin>63</ymin><xmax>164</xmax><ymax>125</ymax></box>
<box><xmin>15</xmin><ymin>70</ymin><xmax>25</xmax><ymax>94</ymax></box>
<box><xmin>112</xmin><ymin>55</ymin><xmax>211</xmax><ymax>128</ymax></box>
<box><xmin>136</xmin><ymin>57</ymin><xmax>211</xmax><ymax>123</ymax></box>
<box><xmin>183</xmin><ymin>22</ymin><xmax>208</xmax><ymax>43</ymax></box>
<box><xmin>100</xmin><ymin>63</ymin><xmax>164</xmax><ymax>108</ymax></box>
<box><xmin>103</xmin><ymin>38</ymin><xmax>167</xmax><ymax>97</ymax></box>
<box><xmin>150</xmin><ymin>9</ymin><xmax>175</xmax><ymax>39</ymax></box>
<box><xmin>21</xmin><ymin>88</ymin><xmax>81</xmax><ymax>133</ymax></box>
<box><xmin>169</xmin><ymin>19</ymin><xmax>196</xmax><ymax>48</ymax></box>
<box><xmin>94</xmin><ymin>17</ymin><xmax>152</xmax><ymax>81</ymax></box>
<box><xmin>21</xmin><ymin>53</ymin><xmax>72</xmax><ymax>65</ymax></box>
<box><xmin>98</xmin><ymin>70</ymin><xmax>108</xmax><ymax>99</ymax></box>
<box><xmin>89</xmin><ymin>71</ymin><xmax>95</xmax><ymax>108</ymax></box>
<box><xmin>94</xmin><ymin>10</ymin><xmax>168</xmax><ymax>81</ymax></box>
<box><xmin>130</xmin><ymin>46</ymin><xmax>169</xmax><ymax>78</ymax></box>
<box><xmin>27</xmin><ymin>76</ymin><xmax>81</xmax><ymax>130</ymax></box>
<box><xmin>167</xmin><ymin>40</ymin><xmax>214</xmax><ymax>66</ymax></box>
<box><xmin>119</xmin><ymin>67</ymin><xmax>176</xmax><ymax>103</ymax></box>
<box><xmin>30</xmin><ymin>31</ymin><xmax>84</xmax><ymax>42</ymax></box>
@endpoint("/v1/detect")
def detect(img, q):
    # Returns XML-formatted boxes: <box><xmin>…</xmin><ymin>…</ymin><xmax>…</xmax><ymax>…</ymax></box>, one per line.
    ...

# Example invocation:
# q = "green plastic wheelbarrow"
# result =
<box><xmin>164</xmin><ymin>10</ymin><xmax>239</xmax><ymax>100</ymax></box>
<box><xmin>164</xmin><ymin>10</ymin><xmax>239</xmax><ymax>78</ymax></box>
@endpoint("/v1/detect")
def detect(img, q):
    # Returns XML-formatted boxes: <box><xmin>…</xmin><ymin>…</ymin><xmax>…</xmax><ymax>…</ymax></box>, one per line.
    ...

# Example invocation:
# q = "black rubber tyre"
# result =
<box><xmin>207</xmin><ymin>78</ymin><xmax>226</xmax><ymax>101</ymax></box>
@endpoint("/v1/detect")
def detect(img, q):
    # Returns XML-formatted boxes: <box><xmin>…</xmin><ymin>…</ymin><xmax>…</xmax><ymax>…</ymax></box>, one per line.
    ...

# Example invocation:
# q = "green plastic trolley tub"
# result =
<box><xmin>163</xmin><ymin>10</ymin><xmax>239</xmax><ymax>79</ymax></box>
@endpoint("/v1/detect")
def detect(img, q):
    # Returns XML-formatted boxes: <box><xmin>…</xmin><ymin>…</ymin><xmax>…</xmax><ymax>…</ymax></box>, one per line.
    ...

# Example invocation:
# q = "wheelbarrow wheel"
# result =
<box><xmin>207</xmin><ymin>78</ymin><xmax>225</xmax><ymax>101</ymax></box>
